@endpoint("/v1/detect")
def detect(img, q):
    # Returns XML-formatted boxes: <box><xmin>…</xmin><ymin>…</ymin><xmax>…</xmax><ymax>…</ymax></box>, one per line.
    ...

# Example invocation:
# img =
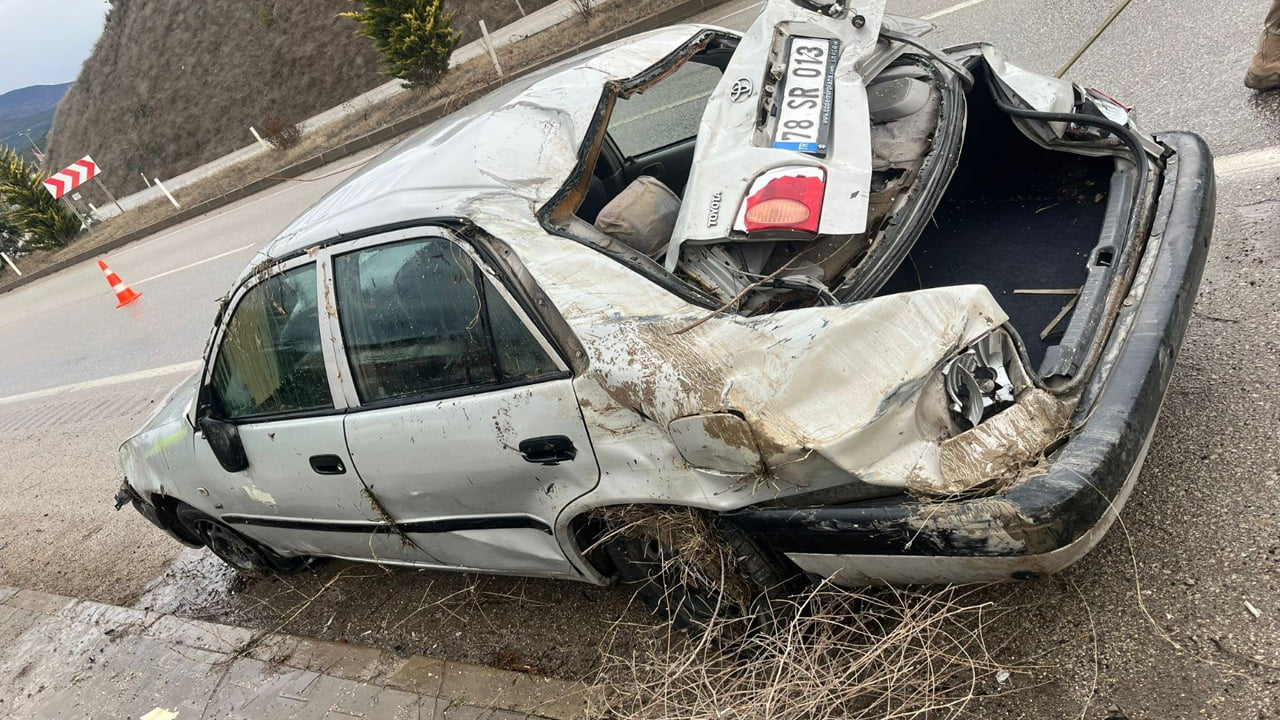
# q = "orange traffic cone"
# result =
<box><xmin>98</xmin><ymin>258</ymin><xmax>142</xmax><ymax>307</ymax></box>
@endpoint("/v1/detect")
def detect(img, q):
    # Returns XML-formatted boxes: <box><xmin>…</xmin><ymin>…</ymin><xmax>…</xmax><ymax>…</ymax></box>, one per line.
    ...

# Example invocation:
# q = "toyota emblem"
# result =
<box><xmin>729</xmin><ymin>78</ymin><xmax>753</xmax><ymax>103</ymax></box>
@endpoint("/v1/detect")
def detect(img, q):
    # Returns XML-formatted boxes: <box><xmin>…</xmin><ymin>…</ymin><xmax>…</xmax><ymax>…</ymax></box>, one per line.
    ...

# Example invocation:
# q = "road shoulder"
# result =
<box><xmin>0</xmin><ymin>586</ymin><xmax>587</xmax><ymax>720</ymax></box>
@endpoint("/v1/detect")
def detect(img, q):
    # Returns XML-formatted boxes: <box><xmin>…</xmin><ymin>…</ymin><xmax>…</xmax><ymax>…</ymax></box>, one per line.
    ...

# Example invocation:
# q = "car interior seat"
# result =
<box><xmin>592</xmin><ymin>176</ymin><xmax>681</xmax><ymax>259</ymax></box>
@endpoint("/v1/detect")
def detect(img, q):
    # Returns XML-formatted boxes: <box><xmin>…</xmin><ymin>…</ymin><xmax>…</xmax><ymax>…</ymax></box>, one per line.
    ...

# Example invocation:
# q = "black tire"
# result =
<box><xmin>603</xmin><ymin>509</ymin><xmax>803</xmax><ymax>635</ymax></box>
<box><xmin>175</xmin><ymin>505</ymin><xmax>314</xmax><ymax>575</ymax></box>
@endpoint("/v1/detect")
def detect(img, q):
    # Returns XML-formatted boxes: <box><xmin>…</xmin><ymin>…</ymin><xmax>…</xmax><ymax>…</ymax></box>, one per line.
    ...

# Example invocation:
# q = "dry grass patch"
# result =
<box><xmin>591</xmin><ymin>582</ymin><xmax>1019</xmax><ymax>720</ymax></box>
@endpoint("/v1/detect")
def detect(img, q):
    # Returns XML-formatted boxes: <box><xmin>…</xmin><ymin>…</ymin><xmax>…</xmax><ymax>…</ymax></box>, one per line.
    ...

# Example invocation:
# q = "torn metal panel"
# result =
<box><xmin>240</xmin><ymin>25</ymin><xmax>716</xmax><ymax>277</ymax></box>
<box><xmin>669</xmin><ymin>0</ymin><xmax>888</xmax><ymax>260</ymax></box>
<box><xmin>669</xmin><ymin>413</ymin><xmax>764</xmax><ymax>474</ymax></box>
<box><xmin>915</xmin><ymin>388</ymin><xmax>1075</xmax><ymax>496</ymax></box>
<box><xmin>506</xmin><ymin>218</ymin><xmax>1009</xmax><ymax>497</ymax></box>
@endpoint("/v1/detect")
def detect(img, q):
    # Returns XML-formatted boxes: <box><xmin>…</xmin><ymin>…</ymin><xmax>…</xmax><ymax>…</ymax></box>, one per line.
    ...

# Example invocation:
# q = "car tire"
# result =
<box><xmin>603</xmin><ymin>509</ymin><xmax>803</xmax><ymax>635</ymax></box>
<box><xmin>174</xmin><ymin>505</ymin><xmax>314</xmax><ymax>576</ymax></box>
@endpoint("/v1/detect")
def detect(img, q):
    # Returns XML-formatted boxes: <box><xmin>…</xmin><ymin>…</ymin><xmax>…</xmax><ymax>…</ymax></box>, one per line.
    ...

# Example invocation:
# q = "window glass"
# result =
<box><xmin>334</xmin><ymin>238</ymin><xmax>558</xmax><ymax>404</ymax></box>
<box><xmin>211</xmin><ymin>264</ymin><xmax>331</xmax><ymax>419</ymax></box>
<box><xmin>608</xmin><ymin>61</ymin><xmax>723</xmax><ymax>158</ymax></box>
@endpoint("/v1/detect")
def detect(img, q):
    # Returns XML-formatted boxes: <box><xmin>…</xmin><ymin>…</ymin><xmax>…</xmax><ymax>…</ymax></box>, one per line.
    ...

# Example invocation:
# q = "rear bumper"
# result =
<box><xmin>723</xmin><ymin>131</ymin><xmax>1214</xmax><ymax>584</ymax></box>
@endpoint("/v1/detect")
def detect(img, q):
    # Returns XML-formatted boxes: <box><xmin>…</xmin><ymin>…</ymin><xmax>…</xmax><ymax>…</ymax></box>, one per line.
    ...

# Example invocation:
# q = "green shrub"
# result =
<box><xmin>0</xmin><ymin>148</ymin><xmax>81</xmax><ymax>250</ymax></box>
<box><xmin>340</xmin><ymin>0</ymin><xmax>462</xmax><ymax>90</ymax></box>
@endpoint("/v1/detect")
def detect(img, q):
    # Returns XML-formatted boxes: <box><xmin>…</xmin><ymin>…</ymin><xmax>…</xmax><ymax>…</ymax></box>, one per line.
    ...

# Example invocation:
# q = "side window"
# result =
<box><xmin>211</xmin><ymin>264</ymin><xmax>332</xmax><ymax>420</ymax></box>
<box><xmin>333</xmin><ymin>237</ymin><xmax>559</xmax><ymax>404</ymax></box>
<box><xmin>607</xmin><ymin>60</ymin><xmax>723</xmax><ymax>158</ymax></box>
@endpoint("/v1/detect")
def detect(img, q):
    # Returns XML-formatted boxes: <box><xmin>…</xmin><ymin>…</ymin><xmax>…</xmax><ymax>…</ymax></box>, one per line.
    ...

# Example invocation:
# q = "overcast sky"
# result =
<box><xmin>0</xmin><ymin>0</ymin><xmax>109</xmax><ymax>96</ymax></box>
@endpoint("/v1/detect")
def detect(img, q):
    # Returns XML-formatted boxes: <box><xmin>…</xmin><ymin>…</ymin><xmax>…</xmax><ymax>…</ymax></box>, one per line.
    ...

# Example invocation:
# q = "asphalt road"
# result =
<box><xmin>0</xmin><ymin>1</ymin><xmax>1277</xmax><ymax>718</ymax></box>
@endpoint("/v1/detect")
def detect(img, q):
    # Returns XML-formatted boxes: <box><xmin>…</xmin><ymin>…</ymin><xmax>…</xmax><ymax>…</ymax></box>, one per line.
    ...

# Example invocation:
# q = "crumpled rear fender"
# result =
<box><xmin>546</xmin><ymin>271</ymin><xmax>1010</xmax><ymax>504</ymax></box>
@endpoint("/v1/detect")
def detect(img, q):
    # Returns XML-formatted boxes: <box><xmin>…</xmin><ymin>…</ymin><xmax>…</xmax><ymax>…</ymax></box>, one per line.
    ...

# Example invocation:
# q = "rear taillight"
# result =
<box><xmin>736</xmin><ymin>167</ymin><xmax>825</xmax><ymax>234</ymax></box>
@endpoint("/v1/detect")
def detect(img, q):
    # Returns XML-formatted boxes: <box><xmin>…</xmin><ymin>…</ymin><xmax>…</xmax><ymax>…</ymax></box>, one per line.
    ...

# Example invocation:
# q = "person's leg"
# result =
<box><xmin>1246</xmin><ymin>0</ymin><xmax>1280</xmax><ymax>91</ymax></box>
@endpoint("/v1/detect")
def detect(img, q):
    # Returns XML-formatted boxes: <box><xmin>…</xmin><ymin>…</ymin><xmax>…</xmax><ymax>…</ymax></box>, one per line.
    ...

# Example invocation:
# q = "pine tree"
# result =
<box><xmin>341</xmin><ymin>0</ymin><xmax>462</xmax><ymax>90</ymax></box>
<box><xmin>0</xmin><ymin>149</ymin><xmax>81</xmax><ymax>250</ymax></box>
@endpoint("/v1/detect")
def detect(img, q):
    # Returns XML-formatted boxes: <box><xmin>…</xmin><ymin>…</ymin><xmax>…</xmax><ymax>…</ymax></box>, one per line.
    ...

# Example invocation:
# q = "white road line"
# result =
<box><xmin>921</xmin><ymin>0</ymin><xmax>991</xmax><ymax>20</ymax></box>
<box><xmin>711</xmin><ymin>0</ymin><xmax>992</xmax><ymax>26</ymax></box>
<box><xmin>711</xmin><ymin>2</ymin><xmax>761</xmax><ymax>25</ymax></box>
<box><xmin>1215</xmin><ymin>146</ymin><xmax>1280</xmax><ymax>178</ymax></box>
<box><xmin>0</xmin><ymin>361</ymin><xmax>202</xmax><ymax>407</ymax></box>
<box><xmin>132</xmin><ymin>243</ymin><xmax>257</xmax><ymax>286</ymax></box>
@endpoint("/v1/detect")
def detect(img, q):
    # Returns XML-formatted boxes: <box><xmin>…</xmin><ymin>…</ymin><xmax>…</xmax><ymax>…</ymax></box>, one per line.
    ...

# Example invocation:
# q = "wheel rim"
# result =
<box><xmin>194</xmin><ymin>519</ymin><xmax>261</xmax><ymax>572</ymax></box>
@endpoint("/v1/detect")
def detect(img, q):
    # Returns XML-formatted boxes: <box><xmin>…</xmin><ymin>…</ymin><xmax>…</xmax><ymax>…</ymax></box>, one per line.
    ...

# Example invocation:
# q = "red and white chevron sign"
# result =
<box><xmin>42</xmin><ymin>156</ymin><xmax>100</xmax><ymax>199</ymax></box>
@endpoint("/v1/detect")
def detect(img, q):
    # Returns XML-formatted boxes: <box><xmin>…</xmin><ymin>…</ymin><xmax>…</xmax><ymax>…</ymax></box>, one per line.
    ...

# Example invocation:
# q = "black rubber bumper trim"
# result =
<box><xmin>221</xmin><ymin>514</ymin><xmax>554</xmax><ymax>536</ymax></box>
<box><xmin>722</xmin><ymin>131</ymin><xmax>1215</xmax><ymax>559</ymax></box>
<box><xmin>116</xmin><ymin>481</ymin><xmax>202</xmax><ymax>548</ymax></box>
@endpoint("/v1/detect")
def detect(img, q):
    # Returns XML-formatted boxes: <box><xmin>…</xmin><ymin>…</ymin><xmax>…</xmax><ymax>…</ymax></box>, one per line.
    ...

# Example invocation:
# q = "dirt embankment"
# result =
<box><xmin>45</xmin><ymin>0</ymin><xmax>556</xmax><ymax>205</ymax></box>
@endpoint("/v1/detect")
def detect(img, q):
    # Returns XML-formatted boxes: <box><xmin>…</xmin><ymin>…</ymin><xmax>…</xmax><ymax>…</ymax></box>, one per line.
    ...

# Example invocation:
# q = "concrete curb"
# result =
<box><xmin>0</xmin><ymin>0</ymin><xmax>725</xmax><ymax>297</ymax></box>
<box><xmin>0</xmin><ymin>586</ymin><xmax>591</xmax><ymax>719</ymax></box>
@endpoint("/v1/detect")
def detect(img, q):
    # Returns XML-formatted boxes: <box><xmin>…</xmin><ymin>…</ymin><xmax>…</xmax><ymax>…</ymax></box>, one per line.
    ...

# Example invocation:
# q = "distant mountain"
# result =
<box><xmin>0</xmin><ymin>83</ymin><xmax>71</xmax><ymax>156</ymax></box>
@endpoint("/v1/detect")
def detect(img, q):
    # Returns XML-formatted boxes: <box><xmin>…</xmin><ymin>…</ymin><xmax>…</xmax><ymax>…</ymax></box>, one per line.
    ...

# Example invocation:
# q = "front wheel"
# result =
<box><xmin>175</xmin><ymin>505</ymin><xmax>313</xmax><ymax>575</ymax></box>
<box><xmin>601</xmin><ymin>507</ymin><xmax>802</xmax><ymax>635</ymax></box>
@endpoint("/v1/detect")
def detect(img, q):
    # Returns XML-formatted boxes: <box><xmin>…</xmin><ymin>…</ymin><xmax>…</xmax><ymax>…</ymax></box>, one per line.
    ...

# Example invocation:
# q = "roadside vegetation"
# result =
<box><xmin>0</xmin><ymin>148</ymin><xmax>80</xmax><ymax>262</ymax></box>
<box><xmin>340</xmin><ymin>0</ymin><xmax>463</xmax><ymax>89</ymax></box>
<box><xmin>591</xmin><ymin>583</ymin><xmax>1010</xmax><ymax>720</ymax></box>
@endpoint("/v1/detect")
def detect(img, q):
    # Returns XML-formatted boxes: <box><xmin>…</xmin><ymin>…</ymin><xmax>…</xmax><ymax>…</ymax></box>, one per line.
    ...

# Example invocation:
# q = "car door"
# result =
<box><xmin>192</xmin><ymin>259</ymin><xmax>382</xmax><ymax>559</ymax></box>
<box><xmin>328</xmin><ymin>229</ymin><xmax>600</xmax><ymax>577</ymax></box>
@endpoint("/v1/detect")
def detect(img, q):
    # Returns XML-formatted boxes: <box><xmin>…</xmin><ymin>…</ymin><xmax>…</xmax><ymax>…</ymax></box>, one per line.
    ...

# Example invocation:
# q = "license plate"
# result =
<box><xmin>772</xmin><ymin>36</ymin><xmax>840</xmax><ymax>157</ymax></box>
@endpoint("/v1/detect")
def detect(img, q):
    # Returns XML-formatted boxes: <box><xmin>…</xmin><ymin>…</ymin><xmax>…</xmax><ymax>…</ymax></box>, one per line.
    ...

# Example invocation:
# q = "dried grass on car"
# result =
<box><xmin>591</xmin><ymin>580</ymin><xmax>1017</xmax><ymax>720</ymax></box>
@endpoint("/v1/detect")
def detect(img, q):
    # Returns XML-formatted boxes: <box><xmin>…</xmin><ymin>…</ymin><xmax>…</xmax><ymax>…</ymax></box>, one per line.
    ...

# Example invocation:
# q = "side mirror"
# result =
<box><xmin>199</xmin><ymin>416</ymin><xmax>250</xmax><ymax>473</ymax></box>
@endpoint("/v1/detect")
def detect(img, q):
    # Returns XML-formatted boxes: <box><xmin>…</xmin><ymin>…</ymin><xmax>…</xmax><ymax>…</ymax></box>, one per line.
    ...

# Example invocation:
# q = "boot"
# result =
<box><xmin>1246</xmin><ymin>30</ymin><xmax>1280</xmax><ymax>91</ymax></box>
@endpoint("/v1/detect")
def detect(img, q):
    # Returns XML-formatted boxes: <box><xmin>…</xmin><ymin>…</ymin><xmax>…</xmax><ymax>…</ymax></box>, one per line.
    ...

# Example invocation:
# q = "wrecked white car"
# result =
<box><xmin>117</xmin><ymin>0</ymin><xmax>1213</xmax><ymax>628</ymax></box>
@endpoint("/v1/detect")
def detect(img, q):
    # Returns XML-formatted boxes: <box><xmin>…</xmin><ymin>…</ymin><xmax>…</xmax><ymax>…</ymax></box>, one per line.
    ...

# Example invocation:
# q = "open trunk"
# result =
<box><xmin>875</xmin><ymin>63</ymin><xmax>1130</xmax><ymax>377</ymax></box>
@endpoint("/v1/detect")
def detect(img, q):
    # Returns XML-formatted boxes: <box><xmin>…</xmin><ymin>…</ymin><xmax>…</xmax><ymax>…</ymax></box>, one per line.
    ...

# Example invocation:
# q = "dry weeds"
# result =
<box><xmin>591</xmin><ymin>581</ymin><xmax>1018</xmax><ymax>720</ymax></box>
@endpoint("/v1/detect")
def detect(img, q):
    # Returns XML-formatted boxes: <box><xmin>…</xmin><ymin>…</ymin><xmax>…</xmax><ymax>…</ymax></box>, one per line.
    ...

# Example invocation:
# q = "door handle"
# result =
<box><xmin>309</xmin><ymin>454</ymin><xmax>347</xmax><ymax>475</ymax></box>
<box><xmin>518</xmin><ymin>436</ymin><xmax>577</xmax><ymax>466</ymax></box>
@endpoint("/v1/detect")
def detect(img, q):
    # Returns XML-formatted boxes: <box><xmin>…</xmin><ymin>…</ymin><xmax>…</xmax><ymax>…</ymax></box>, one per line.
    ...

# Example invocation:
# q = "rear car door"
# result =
<box><xmin>329</xmin><ymin>229</ymin><xmax>599</xmax><ymax>577</ymax></box>
<box><xmin>192</xmin><ymin>260</ymin><xmax>382</xmax><ymax>558</ymax></box>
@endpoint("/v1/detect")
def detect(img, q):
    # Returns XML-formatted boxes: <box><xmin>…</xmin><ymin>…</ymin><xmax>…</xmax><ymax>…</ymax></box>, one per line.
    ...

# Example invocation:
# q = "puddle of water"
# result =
<box><xmin>133</xmin><ymin>548</ymin><xmax>248</xmax><ymax>617</ymax></box>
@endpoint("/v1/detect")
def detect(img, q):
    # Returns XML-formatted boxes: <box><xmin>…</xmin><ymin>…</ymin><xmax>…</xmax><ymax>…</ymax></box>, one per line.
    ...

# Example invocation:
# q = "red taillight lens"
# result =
<box><xmin>739</xmin><ymin>169</ymin><xmax>825</xmax><ymax>234</ymax></box>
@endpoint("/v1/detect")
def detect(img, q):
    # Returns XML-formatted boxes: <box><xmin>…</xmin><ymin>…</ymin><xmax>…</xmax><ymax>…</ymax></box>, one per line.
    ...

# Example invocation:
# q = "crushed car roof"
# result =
<box><xmin>251</xmin><ymin>25</ymin><xmax>711</xmax><ymax>271</ymax></box>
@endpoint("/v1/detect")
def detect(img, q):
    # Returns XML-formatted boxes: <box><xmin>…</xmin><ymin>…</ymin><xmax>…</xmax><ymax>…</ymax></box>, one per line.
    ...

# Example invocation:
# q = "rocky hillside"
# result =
<box><xmin>46</xmin><ymin>0</ymin><xmax>553</xmax><ymax>198</ymax></box>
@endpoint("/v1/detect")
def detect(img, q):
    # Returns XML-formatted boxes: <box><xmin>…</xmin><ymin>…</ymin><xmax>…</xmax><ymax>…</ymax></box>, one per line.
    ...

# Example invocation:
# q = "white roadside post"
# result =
<box><xmin>249</xmin><ymin>126</ymin><xmax>274</xmax><ymax>151</ymax></box>
<box><xmin>1</xmin><ymin>252</ymin><xmax>22</xmax><ymax>276</ymax></box>
<box><xmin>154</xmin><ymin>178</ymin><xmax>182</xmax><ymax>209</ymax></box>
<box><xmin>479</xmin><ymin>20</ymin><xmax>503</xmax><ymax>77</ymax></box>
